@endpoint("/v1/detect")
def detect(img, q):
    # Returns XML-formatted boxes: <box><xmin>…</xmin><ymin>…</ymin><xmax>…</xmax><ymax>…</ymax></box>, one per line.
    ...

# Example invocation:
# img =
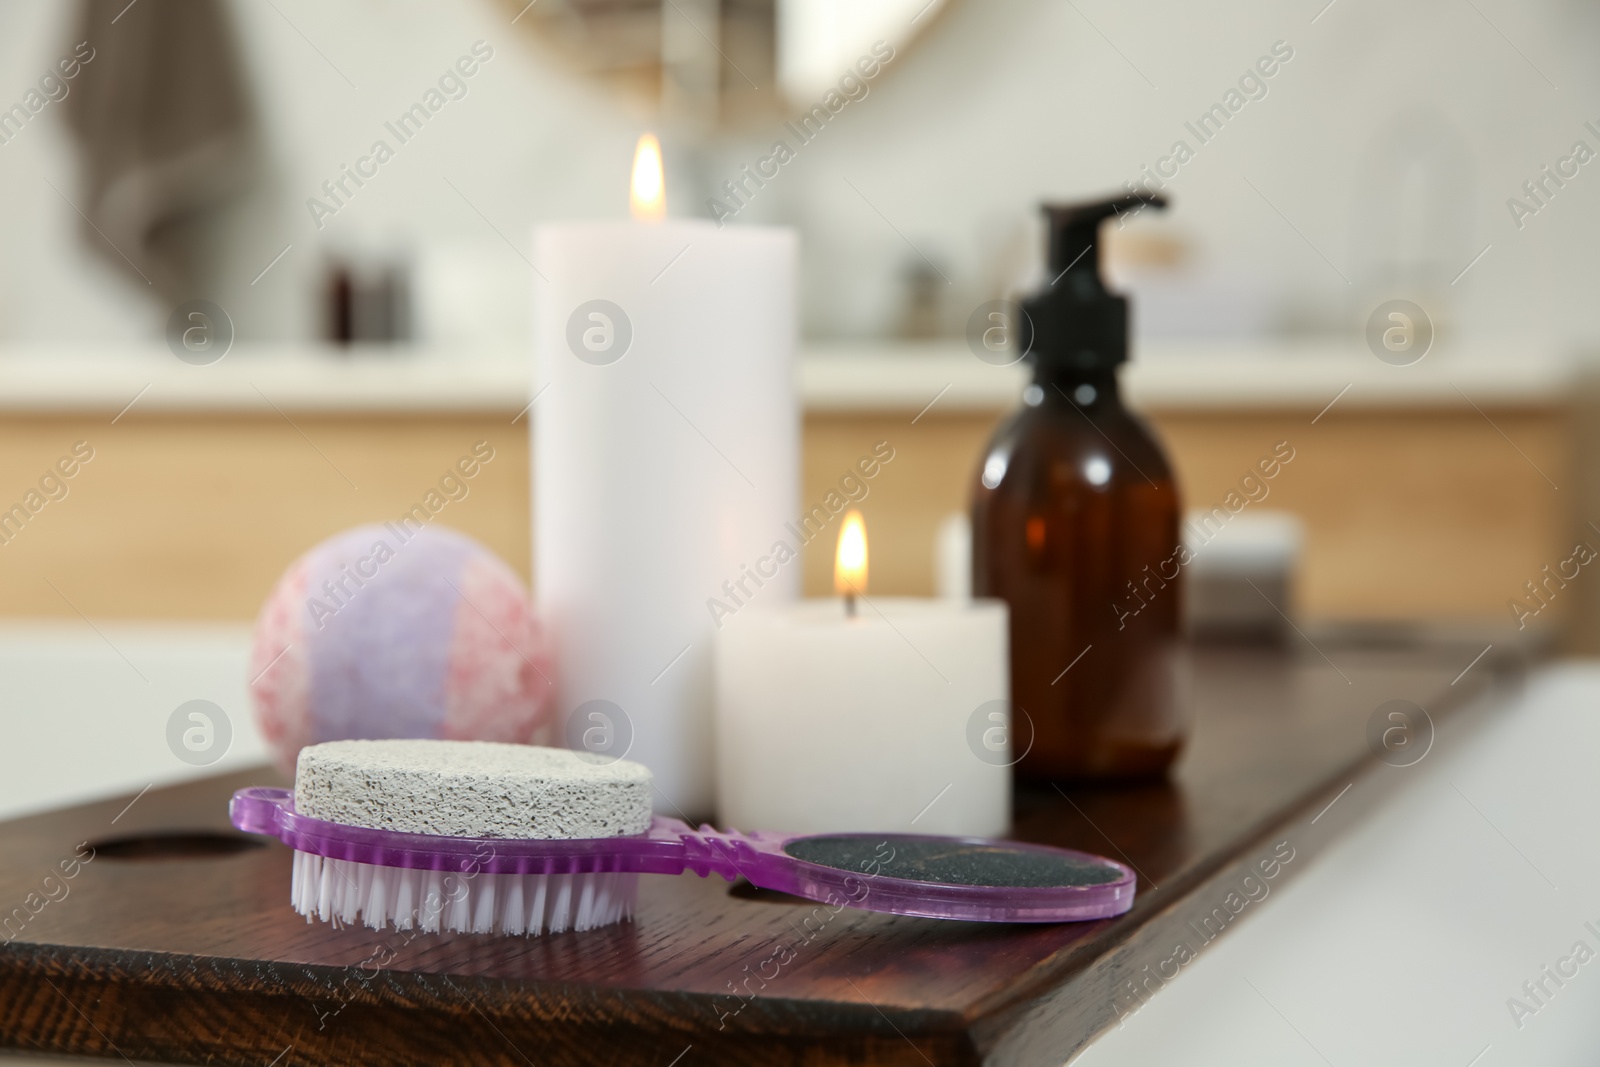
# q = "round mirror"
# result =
<box><xmin>502</xmin><ymin>0</ymin><xmax>950</xmax><ymax>127</ymax></box>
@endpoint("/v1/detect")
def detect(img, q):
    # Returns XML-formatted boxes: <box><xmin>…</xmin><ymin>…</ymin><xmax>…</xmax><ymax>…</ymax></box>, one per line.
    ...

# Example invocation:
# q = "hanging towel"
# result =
<box><xmin>60</xmin><ymin>0</ymin><xmax>257</xmax><ymax>302</ymax></box>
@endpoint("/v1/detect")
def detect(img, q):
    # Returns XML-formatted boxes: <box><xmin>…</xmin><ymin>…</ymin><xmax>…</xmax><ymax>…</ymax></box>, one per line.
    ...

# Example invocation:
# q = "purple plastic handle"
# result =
<box><xmin>230</xmin><ymin>787</ymin><xmax>1135</xmax><ymax>923</ymax></box>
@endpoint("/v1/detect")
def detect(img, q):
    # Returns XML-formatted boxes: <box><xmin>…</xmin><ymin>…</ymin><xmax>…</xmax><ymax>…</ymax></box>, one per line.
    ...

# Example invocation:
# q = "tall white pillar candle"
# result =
<box><xmin>534</xmin><ymin>218</ymin><xmax>797</xmax><ymax>818</ymax></box>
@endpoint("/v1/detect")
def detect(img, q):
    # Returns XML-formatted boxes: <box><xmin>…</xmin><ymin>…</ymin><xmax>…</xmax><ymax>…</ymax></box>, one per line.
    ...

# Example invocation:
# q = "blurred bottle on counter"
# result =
<box><xmin>322</xmin><ymin>247</ymin><xmax>411</xmax><ymax>346</ymax></box>
<box><xmin>898</xmin><ymin>257</ymin><xmax>947</xmax><ymax>340</ymax></box>
<box><xmin>971</xmin><ymin>195</ymin><xmax>1186</xmax><ymax>782</ymax></box>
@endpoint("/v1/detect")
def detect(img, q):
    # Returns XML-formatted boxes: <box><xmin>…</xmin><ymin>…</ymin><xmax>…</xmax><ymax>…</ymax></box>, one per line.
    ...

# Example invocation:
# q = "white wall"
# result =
<box><xmin>718</xmin><ymin>0</ymin><xmax>1600</xmax><ymax>343</ymax></box>
<box><xmin>0</xmin><ymin>0</ymin><xmax>643</xmax><ymax>346</ymax></box>
<box><xmin>0</xmin><ymin>0</ymin><xmax>1596</xmax><ymax>349</ymax></box>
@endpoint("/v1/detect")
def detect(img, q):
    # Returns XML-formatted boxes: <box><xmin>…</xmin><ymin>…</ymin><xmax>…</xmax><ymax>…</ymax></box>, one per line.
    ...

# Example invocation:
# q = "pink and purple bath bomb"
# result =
<box><xmin>248</xmin><ymin>524</ymin><xmax>554</xmax><ymax>773</ymax></box>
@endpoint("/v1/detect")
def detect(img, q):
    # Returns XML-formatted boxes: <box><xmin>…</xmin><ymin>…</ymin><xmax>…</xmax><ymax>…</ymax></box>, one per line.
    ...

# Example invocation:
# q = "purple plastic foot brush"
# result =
<box><xmin>231</xmin><ymin>740</ymin><xmax>1135</xmax><ymax>936</ymax></box>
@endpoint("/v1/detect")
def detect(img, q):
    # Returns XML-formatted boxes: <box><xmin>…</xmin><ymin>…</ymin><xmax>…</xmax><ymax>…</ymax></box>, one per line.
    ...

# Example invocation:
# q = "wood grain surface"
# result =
<box><xmin>0</xmin><ymin>642</ymin><xmax>1508</xmax><ymax>1066</ymax></box>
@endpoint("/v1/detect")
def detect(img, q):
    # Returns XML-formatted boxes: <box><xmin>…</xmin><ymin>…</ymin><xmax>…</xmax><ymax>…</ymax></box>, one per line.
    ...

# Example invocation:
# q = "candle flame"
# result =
<box><xmin>630</xmin><ymin>133</ymin><xmax>665</xmax><ymax>222</ymax></box>
<box><xmin>835</xmin><ymin>510</ymin><xmax>868</xmax><ymax>597</ymax></box>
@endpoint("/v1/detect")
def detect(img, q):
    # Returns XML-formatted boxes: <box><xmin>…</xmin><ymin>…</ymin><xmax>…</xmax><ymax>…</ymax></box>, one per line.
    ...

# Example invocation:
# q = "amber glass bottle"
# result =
<box><xmin>971</xmin><ymin>195</ymin><xmax>1186</xmax><ymax>782</ymax></box>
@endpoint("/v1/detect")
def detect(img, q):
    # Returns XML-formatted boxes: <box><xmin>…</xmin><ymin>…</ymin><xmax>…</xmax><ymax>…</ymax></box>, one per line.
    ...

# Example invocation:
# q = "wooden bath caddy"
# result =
<box><xmin>0</xmin><ymin>640</ymin><xmax>1506</xmax><ymax>1066</ymax></box>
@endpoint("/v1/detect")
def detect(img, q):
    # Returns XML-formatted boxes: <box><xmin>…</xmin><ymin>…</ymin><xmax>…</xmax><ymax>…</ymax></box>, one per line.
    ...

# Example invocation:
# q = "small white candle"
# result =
<box><xmin>535</xmin><ymin>136</ymin><xmax>797</xmax><ymax>818</ymax></box>
<box><xmin>714</xmin><ymin>512</ymin><xmax>1010</xmax><ymax>836</ymax></box>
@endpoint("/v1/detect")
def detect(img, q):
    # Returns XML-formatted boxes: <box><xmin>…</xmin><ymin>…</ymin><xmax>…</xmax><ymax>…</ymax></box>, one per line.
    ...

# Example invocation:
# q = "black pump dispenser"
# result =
<box><xmin>1020</xmin><ymin>194</ymin><xmax>1167</xmax><ymax>377</ymax></box>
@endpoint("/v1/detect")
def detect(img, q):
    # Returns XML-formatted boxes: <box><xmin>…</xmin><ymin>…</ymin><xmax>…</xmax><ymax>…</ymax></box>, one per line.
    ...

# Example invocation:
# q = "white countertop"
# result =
<box><xmin>807</xmin><ymin>339</ymin><xmax>1573</xmax><ymax>413</ymax></box>
<box><xmin>0</xmin><ymin>340</ymin><xmax>1571</xmax><ymax>415</ymax></box>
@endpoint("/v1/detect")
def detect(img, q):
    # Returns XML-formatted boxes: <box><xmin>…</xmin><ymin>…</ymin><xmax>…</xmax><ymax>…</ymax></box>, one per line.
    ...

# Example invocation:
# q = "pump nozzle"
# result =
<box><xmin>1043</xmin><ymin>193</ymin><xmax>1168</xmax><ymax>284</ymax></box>
<box><xmin>1019</xmin><ymin>192</ymin><xmax>1169</xmax><ymax>375</ymax></box>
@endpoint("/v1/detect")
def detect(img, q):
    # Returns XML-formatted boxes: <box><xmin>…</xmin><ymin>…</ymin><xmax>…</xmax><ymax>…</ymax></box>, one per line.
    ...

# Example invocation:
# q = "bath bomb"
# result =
<box><xmin>249</xmin><ymin>524</ymin><xmax>553</xmax><ymax>773</ymax></box>
<box><xmin>295</xmin><ymin>739</ymin><xmax>653</xmax><ymax>839</ymax></box>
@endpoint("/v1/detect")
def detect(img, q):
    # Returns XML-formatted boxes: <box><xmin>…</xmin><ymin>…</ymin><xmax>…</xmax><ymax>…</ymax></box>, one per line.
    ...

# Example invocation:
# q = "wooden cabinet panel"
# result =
<box><xmin>0</xmin><ymin>405</ymin><xmax>1566</xmax><ymax>624</ymax></box>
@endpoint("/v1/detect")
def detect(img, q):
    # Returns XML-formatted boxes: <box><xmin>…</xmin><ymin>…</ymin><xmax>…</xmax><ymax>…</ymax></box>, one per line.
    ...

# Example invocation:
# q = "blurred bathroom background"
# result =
<box><xmin>0</xmin><ymin>0</ymin><xmax>1597</xmax><ymax>811</ymax></box>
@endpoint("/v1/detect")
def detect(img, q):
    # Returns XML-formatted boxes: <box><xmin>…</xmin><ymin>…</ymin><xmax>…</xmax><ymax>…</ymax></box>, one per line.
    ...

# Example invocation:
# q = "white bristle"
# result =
<box><xmin>285</xmin><ymin>740</ymin><xmax>654</xmax><ymax>938</ymax></box>
<box><xmin>290</xmin><ymin>851</ymin><xmax>639</xmax><ymax>936</ymax></box>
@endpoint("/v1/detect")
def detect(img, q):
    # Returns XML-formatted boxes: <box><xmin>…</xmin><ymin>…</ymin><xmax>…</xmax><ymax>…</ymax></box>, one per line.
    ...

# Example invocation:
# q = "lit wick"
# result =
<box><xmin>630</xmin><ymin>133</ymin><xmax>665</xmax><ymax>222</ymax></box>
<box><xmin>835</xmin><ymin>510</ymin><xmax>868</xmax><ymax>619</ymax></box>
